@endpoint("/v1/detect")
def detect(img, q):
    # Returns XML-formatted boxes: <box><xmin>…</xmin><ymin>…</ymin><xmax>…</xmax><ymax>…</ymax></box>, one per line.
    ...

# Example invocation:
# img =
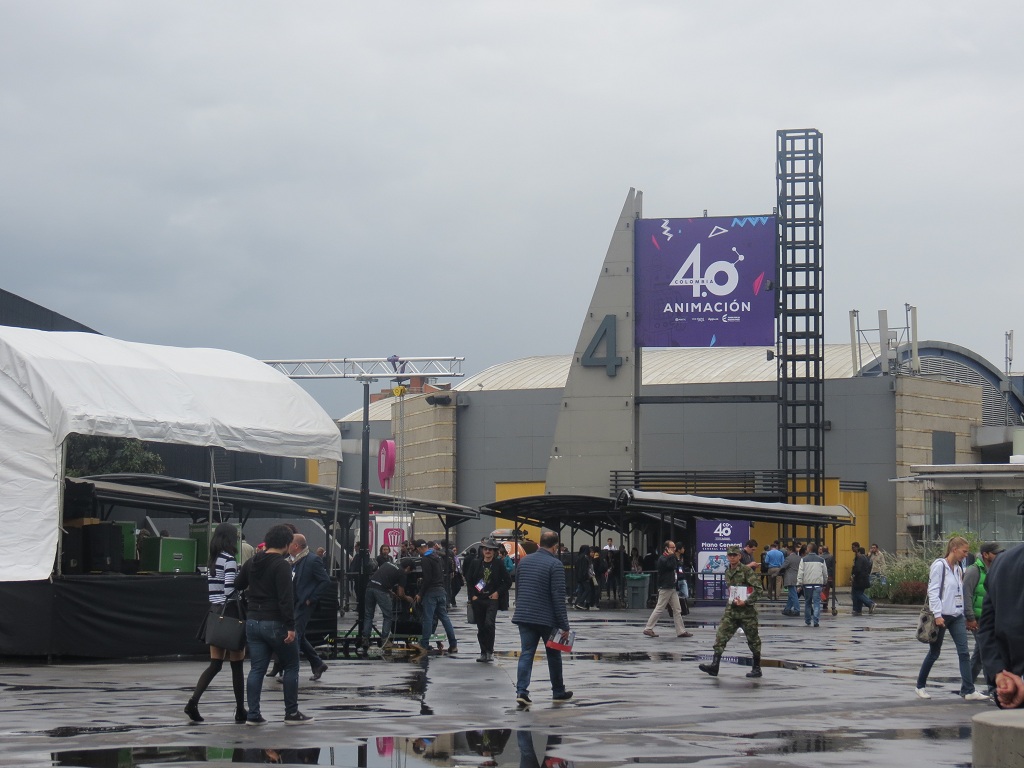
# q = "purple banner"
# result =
<box><xmin>695</xmin><ymin>519</ymin><xmax>749</xmax><ymax>600</ymax></box>
<box><xmin>634</xmin><ymin>216</ymin><xmax>776</xmax><ymax>347</ymax></box>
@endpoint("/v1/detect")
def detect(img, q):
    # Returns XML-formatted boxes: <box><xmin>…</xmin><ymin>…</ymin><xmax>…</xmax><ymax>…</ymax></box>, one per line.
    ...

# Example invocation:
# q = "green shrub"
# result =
<box><xmin>869</xmin><ymin>531</ymin><xmax>980</xmax><ymax>603</ymax></box>
<box><xmin>890</xmin><ymin>580</ymin><xmax>927</xmax><ymax>604</ymax></box>
<box><xmin>869</xmin><ymin>544</ymin><xmax>932</xmax><ymax>601</ymax></box>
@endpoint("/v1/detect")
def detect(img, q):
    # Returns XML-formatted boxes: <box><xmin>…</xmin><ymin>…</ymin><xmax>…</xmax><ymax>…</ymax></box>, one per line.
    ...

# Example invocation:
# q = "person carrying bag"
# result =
<box><xmin>914</xmin><ymin>536</ymin><xmax>990</xmax><ymax>701</ymax></box>
<box><xmin>186</xmin><ymin>522</ymin><xmax>248</xmax><ymax>724</ymax></box>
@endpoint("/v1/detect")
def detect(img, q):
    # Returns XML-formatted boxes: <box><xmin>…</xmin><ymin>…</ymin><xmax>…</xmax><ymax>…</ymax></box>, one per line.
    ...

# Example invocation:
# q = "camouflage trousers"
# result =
<box><xmin>712</xmin><ymin>609</ymin><xmax>761</xmax><ymax>655</ymax></box>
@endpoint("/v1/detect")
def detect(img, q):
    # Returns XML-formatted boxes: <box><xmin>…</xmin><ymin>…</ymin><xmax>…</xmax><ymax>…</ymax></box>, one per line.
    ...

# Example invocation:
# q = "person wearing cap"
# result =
<box><xmin>964</xmin><ymin>541</ymin><xmax>1004</xmax><ymax>694</ymax></box>
<box><xmin>978</xmin><ymin>543</ymin><xmax>1024</xmax><ymax>708</ymax></box>
<box><xmin>698</xmin><ymin>544</ymin><xmax>764</xmax><ymax>679</ymax></box>
<box><xmin>463</xmin><ymin>538</ymin><xmax>513</xmax><ymax>662</ymax></box>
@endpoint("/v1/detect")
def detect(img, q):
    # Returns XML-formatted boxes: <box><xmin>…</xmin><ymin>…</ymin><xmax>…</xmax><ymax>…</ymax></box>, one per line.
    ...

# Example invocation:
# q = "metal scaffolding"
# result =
<box><xmin>776</xmin><ymin>129</ymin><xmax>825</xmax><ymax>508</ymax></box>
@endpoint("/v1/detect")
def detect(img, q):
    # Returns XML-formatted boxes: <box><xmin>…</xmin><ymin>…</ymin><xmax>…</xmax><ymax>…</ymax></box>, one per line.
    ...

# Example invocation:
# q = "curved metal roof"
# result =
<box><xmin>453</xmin><ymin>344</ymin><xmax>870</xmax><ymax>392</ymax></box>
<box><xmin>339</xmin><ymin>341</ymin><xmax>1022</xmax><ymax>426</ymax></box>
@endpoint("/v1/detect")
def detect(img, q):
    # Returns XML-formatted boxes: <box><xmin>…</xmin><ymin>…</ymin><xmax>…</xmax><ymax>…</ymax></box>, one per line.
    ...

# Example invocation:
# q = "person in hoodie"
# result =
<box><xmin>234</xmin><ymin>524</ymin><xmax>313</xmax><ymax>726</ymax></box>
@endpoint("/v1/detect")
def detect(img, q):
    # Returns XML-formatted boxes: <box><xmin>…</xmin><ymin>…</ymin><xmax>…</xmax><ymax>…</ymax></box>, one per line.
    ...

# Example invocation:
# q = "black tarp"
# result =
<box><xmin>0</xmin><ymin>575</ymin><xmax>208</xmax><ymax>658</ymax></box>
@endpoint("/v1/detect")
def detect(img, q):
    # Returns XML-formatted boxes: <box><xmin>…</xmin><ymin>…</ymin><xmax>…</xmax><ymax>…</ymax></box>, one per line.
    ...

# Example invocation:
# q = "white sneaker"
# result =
<box><xmin>964</xmin><ymin>691</ymin><xmax>990</xmax><ymax>701</ymax></box>
<box><xmin>914</xmin><ymin>687</ymin><xmax>931</xmax><ymax>700</ymax></box>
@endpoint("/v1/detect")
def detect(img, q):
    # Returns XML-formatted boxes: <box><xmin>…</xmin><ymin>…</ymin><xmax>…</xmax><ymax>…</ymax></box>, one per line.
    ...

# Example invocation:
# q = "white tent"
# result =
<box><xmin>0</xmin><ymin>327</ymin><xmax>343</xmax><ymax>582</ymax></box>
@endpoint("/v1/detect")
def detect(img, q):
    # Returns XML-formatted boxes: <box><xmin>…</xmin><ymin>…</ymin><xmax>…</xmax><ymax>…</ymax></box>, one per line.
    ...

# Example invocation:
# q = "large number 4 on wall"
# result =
<box><xmin>581</xmin><ymin>314</ymin><xmax>623</xmax><ymax>377</ymax></box>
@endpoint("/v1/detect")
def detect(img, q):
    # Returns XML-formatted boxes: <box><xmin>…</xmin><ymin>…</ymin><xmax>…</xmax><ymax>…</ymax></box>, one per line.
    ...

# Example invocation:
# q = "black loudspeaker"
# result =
<box><xmin>83</xmin><ymin>523</ymin><xmax>124</xmax><ymax>573</ymax></box>
<box><xmin>63</xmin><ymin>478</ymin><xmax>97</xmax><ymax>520</ymax></box>
<box><xmin>61</xmin><ymin>527</ymin><xmax>84</xmax><ymax>575</ymax></box>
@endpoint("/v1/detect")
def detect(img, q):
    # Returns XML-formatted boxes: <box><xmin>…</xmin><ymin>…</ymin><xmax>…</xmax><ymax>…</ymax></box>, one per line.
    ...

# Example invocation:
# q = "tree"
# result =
<box><xmin>65</xmin><ymin>435</ymin><xmax>164</xmax><ymax>477</ymax></box>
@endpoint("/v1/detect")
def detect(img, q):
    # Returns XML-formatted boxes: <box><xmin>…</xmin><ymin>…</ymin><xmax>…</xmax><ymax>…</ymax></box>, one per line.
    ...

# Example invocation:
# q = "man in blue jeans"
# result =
<box><xmin>234</xmin><ymin>524</ymin><xmax>313</xmax><ymax>725</ymax></box>
<box><xmin>413</xmin><ymin>540</ymin><xmax>458</xmax><ymax>655</ymax></box>
<box><xmin>796</xmin><ymin>542</ymin><xmax>828</xmax><ymax>627</ymax></box>
<box><xmin>512</xmin><ymin>530</ymin><xmax>573</xmax><ymax>707</ymax></box>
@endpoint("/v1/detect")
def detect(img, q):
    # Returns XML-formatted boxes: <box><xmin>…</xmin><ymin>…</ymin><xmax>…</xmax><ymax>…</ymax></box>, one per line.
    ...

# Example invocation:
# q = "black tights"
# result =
<box><xmin>191</xmin><ymin>658</ymin><xmax>244</xmax><ymax>709</ymax></box>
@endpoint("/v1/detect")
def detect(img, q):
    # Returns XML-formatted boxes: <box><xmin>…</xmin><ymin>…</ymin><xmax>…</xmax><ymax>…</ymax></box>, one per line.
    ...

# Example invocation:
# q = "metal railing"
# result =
<box><xmin>610</xmin><ymin>470</ymin><xmax>788</xmax><ymax>500</ymax></box>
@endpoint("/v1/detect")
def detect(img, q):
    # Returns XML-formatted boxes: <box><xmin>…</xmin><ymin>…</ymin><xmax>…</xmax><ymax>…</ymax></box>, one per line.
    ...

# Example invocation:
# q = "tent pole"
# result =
<box><xmin>207</xmin><ymin>448</ymin><xmax>214</xmax><ymax>559</ymax></box>
<box><xmin>329</xmin><ymin>461</ymin><xmax>341</xmax><ymax>575</ymax></box>
<box><xmin>56</xmin><ymin>436</ymin><xmax>68</xmax><ymax>578</ymax></box>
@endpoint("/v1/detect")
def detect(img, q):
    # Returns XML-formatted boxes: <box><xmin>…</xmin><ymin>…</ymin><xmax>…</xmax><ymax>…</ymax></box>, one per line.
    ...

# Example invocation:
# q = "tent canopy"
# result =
<box><xmin>0</xmin><ymin>327</ymin><xmax>343</xmax><ymax>582</ymax></box>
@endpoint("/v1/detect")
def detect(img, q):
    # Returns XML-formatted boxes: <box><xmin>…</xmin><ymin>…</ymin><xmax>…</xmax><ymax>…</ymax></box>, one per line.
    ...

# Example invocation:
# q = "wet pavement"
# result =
<box><xmin>0</xmin><ymin>597</ymin><xmax>989</xmax><ymax>767</ymax></box>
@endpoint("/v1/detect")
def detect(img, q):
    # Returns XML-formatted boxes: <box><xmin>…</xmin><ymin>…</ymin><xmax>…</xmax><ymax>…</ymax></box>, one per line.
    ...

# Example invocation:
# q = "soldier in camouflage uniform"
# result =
<box><xmin>699</xmin><ymin>545</ymin><xmax>764</xmax><ymax>678</ymax></box>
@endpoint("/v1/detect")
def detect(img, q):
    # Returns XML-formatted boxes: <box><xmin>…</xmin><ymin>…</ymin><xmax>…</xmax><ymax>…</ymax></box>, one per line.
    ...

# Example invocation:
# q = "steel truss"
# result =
<box><xmin>776</xmin><ymin>129</ymin><xmax>825</xmax><ymax>508</ymax></box>
<box><xmin>262</xmin><ymin>356</ymin><xmax>464</xmax><ymax>380</ymax></box>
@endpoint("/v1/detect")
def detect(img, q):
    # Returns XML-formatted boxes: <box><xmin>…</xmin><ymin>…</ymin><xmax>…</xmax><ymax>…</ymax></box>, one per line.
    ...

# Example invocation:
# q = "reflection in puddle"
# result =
<box><xmin>742</xmin><ymin>725</ymin><xmax>971</xmax><ymax>756</ymax></box>
<box><xmin>47</xmin><ymin>724</ymin><xmax>974</xmax><ymax>767</ymax></box>
<box><xmin>52</xmin><ymin>746</ymin><xmax>322</xmax><ymax>765</ymax></box>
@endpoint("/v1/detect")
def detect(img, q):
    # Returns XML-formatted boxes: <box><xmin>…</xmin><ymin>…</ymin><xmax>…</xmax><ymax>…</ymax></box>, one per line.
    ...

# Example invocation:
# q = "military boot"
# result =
<box><xmin>746</xmin><ymin>655</ymin><xmax>763</xmax><ymax>678</ymax></box>
<box><xmin>698</xmin><ymin>653</ymin><xmax>722</xmax><ymax>676</ymax></box>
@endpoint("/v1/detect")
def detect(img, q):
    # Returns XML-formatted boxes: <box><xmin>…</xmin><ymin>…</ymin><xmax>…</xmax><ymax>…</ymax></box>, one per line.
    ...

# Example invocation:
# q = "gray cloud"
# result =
<box><xmin>2</xmin><ymin>2</ymin><xmax>1021</xmax><ymax>416</ymax></box>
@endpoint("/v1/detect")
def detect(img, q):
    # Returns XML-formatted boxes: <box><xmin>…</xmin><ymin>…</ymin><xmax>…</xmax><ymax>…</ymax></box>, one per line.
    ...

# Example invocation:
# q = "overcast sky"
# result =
<box><xmin>2</xmin><ymin>2</ymin><xmax>1021</xmax><ymax>417</ymax></box>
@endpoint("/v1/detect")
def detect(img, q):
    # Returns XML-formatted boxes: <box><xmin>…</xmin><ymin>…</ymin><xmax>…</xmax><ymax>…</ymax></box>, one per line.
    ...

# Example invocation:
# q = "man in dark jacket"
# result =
<box><xmin>234</xmin><ymin>524</ymin><xmax>313</xmax><ymax>725</ymax></box>
<box><xmin>361</xmin><ymin>557</ymin><xmax>413</xmax><ymax>651</ymax></box>
<box><xmin>978</xmin><ymin>543</ymin><xmax>1024</xmax><ymax>708</ymax></box>
<box><xmin>642</xmin><ymin>540</ymin><xmax>692</xmax><ymax>639</ymax></box>
<box><xmin>289</xmin><ymin>534</ymin><xmax>331</xmax><ymax>681</ymax></box>
<box><xmin>850</xmin><ymin>543</ymin><xmax>876</xmax><ymax>616</ymax></box>
<box><xmin>463</xmin><ymin>538</ymin><xmax>513</xmax><ymax>662</ymax></box>
<box><xmin>413</xmin><ymin>540</ymin><xmax>458</xmax><ymax>654</ymax></box>
<box><xmin>511</xmin><ymin>530</ymin><xmax>572</xmax><ymax>707</ymax></box>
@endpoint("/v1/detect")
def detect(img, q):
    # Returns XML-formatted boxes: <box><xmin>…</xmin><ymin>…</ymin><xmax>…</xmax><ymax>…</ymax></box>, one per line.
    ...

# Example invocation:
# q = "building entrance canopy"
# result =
<box><xmin>481</xmin><ymin>490</ymin><xmax>854</xmax><ymax>537</ymax></box>
<box><xmin>617</xmin><ymin>489</ymin><xmax>855</xmax><ymax>527</ymax></box>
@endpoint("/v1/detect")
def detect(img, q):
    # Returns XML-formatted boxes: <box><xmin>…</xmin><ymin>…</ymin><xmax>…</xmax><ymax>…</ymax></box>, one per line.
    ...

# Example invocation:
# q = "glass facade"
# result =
<box><xmin>926</xmin><ymin>488</ymin><xmax>1024</xmax><ymax>545</ymax></box>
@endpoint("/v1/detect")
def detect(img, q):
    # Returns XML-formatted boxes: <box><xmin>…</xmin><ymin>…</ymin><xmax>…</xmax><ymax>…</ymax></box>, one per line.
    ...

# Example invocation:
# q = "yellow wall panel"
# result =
<box><xmin>492</xmin><ymin>482</ymin><xmax>546</xmax><ymax>542</ymax></box>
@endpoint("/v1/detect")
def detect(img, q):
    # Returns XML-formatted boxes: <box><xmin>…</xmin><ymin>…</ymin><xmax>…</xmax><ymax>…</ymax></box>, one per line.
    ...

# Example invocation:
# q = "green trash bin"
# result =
<box><xmin>625</xmin><ymin>573</ymin><xmax>650</xmax><ymax>609</ymax></box>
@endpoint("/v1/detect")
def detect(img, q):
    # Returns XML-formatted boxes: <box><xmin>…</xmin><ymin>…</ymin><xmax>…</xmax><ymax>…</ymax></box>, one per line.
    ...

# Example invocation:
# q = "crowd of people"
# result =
<box><xmin>185</xmin><ymin>522</ymin><xmax>1024</xmax><ymax>724</ymax></box>
<box><xmin>568</xmin><ymin>540</ymin><xmax>695</xmax><ymax>611</ymax></box>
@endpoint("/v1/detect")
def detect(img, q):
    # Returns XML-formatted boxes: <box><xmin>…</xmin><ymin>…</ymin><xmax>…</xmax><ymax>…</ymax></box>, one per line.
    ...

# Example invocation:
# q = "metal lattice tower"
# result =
<box><xmin>776</xmin><ymin>129</ymin><xmax>825</xmax><ymax>507</ymax></box>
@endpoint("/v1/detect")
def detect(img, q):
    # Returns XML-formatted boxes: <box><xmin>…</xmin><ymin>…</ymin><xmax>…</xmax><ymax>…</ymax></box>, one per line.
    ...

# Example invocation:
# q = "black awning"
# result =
<box><xmin>83</xmin><ymin>474</ymin><xmax>479</xmax><ymax>524</ymax></box>
<box><xmin>223</xmin><ymin>479</ymin><xmax>479</xmax><ymax>523</ymax></box>
<box><xmin>480</xmin><ymin>494</ymin><xmax>689</xmax><ymax>536</ymax></box>
<box><xmin>67</xmin><ymin>477</ymin><xmax>218</xmax><ymax>516</ymax></box>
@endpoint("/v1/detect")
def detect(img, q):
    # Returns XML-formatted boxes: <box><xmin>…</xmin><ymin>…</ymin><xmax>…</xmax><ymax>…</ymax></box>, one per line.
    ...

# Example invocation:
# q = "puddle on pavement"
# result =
<box><xmin>47</xmin><ymin>726</ymin><xmax>139</xmax><ymax>738</ymax></box>
<box><xmin>742</xmin><ymin>725</ymin><xmax>971</xmax><ymax>756</ymax></box>
<box><xmin>48</xmin><ymin>724</ymin><xmax>973</xmax><ymax>766</ymax></box>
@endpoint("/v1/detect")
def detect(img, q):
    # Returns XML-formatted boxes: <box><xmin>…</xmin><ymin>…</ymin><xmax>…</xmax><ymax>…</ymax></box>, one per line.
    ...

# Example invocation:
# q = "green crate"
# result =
<box><xmin>140</xmin><ymin>536</ymin><xmax>197</xmax><ymax>574</ymax></box>
<box><xmin>189</xmin><ymin>523</ymin><xmax>241</xmax><ymax>568</ymax></box>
